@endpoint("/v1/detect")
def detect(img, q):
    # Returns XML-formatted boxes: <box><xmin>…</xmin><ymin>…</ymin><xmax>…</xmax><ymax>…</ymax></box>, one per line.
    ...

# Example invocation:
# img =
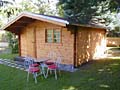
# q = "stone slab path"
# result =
<box><xmin>0</xmin><ymin>59</ymin><xmax>26</xmax><ymax>71</ymax></box>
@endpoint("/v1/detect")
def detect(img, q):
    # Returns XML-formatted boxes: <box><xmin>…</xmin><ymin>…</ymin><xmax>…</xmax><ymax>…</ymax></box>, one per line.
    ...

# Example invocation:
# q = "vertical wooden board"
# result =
<box><xmin>26</xmin><ymin>27</ymin><xmax>35</xmax><ymax>57</ymax></box>
<box><xmin>35</xmin><ymin>27</ymin><xmax>45</xmax><ymax>58</ymax></box>
<box><xmin>20</xmin><ymin>28</ymin><xmax>27</xmax><ymax>56</ymax></box>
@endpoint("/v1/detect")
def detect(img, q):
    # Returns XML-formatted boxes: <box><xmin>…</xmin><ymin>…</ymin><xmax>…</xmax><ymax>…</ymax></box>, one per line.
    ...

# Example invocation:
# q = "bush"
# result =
<box><xmin>6</xmin><ymin>32</ymin><xmax>18</xmax><ymax>54</ymax></box>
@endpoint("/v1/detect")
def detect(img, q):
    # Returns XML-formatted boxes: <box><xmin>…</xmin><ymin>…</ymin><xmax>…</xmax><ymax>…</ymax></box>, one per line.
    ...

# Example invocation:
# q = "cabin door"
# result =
<box><xmin>26</xmin><ymin>27</ymin><xmax>37</xmax><ymax>58</ymax></box>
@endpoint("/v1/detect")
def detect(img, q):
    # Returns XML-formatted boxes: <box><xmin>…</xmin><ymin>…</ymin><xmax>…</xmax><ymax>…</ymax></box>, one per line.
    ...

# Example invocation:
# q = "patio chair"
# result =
<box><xmin>24</xmin><ymin>57</ymin><xmax>40</xmax><ymax>83</ymax></box>
<box><xmin>45</xmin><ymin>51</ymin><xmax>57</xmax><ymax>66</ymax></box>
<box><xmin>27</xmin><ymin>64</ymin><xmax>40</xmax><ymax>83</ymax></box>
<box><xmin>24</xmin><ymin>57</ymin><xmax>39</xmax><ymax>69</ymax></box>
<box><xmin>46</xmin><ymin>56</ymin><xmax>62</xmax><ymax>80</ymax></box>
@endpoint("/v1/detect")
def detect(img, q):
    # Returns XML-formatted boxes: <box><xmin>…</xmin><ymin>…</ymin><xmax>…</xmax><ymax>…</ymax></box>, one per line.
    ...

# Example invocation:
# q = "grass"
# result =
<box><xmin>0</xmin><ymin>58</ymin><xmax>120</xmax><ymax>90</ymax></box>
<box><xmin>0</xmin><ymin>53</ymin><xmax>18</xmax><ymax>60</ymax></box>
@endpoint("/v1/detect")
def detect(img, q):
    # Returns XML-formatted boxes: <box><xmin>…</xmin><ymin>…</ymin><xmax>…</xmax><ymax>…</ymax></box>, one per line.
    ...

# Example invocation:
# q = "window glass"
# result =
<box><xmin>54</xmin><ymin>30</ymin><xmax>61</xmax><ymax>43</ymax></box>
<box><xmin>47</xmin><ymin>30</ymin><xmax>53</xmax><ymax>43</ymax></box>
<box><xmin>46</xmin><ymin>29</ymin><xmax>61</xmax><ymax>43</ymax></box>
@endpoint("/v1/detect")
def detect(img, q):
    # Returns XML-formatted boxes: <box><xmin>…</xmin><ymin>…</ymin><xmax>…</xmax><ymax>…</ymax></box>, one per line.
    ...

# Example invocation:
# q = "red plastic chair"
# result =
<box><xmin>27</xmin><ymin>66</ymin><xmax>40</xmax><ymax>83</ymax></box>
<box><xmin>46</xmin><ymin>56</ymin><xmax>62</xmax><ymax>80</ymax></box>
<box><xmin>46</xmin><ymin>64</ymin><xmax>58</xmax><ymax>80</ymax></box>
<box><xmin>24</xmin><ymin>57</ymin><xmax>39</xmax><ymax>69</ymax></box>
<box><xmin>24</xmin><ymin>57</ymin><xmax>40</xmax><ymax>83</ymax></box>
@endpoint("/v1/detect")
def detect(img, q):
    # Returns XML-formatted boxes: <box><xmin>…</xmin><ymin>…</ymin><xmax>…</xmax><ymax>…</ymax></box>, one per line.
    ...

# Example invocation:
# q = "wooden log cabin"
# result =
<box><xmin>3</xmin><ymin>12</ymin><xmax>106</xmax><ymax>67</ymax></box>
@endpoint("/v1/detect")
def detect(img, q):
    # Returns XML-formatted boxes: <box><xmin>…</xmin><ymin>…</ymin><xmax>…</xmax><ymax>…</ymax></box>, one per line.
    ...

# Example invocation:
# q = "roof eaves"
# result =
<box><xmin>2</xmin><ymin>13</ymin><xmax>25</xmax><ymax>30</ymax></box>
<box><xmin>3</xmin><ymin>12</ymin><xmax>69</xmax><ymax>30</ymax></box>
<box><xmin>71</xmin><ymin>24</ymin><xmax>106</xmax><ymax>29</ymax></box>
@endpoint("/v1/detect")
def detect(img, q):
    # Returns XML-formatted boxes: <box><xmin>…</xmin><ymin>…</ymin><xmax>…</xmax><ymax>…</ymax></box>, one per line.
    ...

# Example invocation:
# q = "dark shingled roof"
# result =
<box><xmin>39</xmin><ymin>14</ymin><xmax>67</xmax><ymax>21</ymax></box>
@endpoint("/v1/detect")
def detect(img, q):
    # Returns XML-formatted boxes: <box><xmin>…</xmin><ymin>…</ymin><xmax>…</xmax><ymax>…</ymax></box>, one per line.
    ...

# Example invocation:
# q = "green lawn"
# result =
<box><xmin>0</xmin><ymin>53</ymin><xmax>18</xmax><ymax>60</ymax></box>
<box><xmin>0</xmin><ymin>59</ymin><xmax>120</xmax><ymax>90</ymax></box>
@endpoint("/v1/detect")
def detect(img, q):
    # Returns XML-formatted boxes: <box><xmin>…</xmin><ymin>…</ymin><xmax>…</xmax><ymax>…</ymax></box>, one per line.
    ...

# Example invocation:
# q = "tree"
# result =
<box><xmin>29</xmin><ymin>0</ymin><xmax>52</xmax><ymax>14</ymax></box>
<box><xmin>0</xmin><ymin>0</ymin><xmax>13</xmax><ymax>7</ymax></box>
<box><xmin>0</xmin><ymin>0</ymin><xmax>15</xmax><ymax>26</ymax></box>
<box><xmin>57</xmin><ymin>0</ymin><xmax>119</xmax><ymax>25</ymax></box>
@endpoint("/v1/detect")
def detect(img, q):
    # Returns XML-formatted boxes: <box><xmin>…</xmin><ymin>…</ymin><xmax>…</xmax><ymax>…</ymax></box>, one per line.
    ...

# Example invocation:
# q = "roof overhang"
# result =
<box><xmin>71</xmin><ymin>24</ymin><xmax>106</xmax><ymax>30</ymax></box>
<box><xmin>3</xmin><ymin>12</ymin><xmax>69</xmax><ymax>34</ymax></box>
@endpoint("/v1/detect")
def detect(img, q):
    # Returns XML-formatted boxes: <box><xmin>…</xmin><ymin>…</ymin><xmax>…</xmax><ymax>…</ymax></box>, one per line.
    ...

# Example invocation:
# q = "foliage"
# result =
<box><xmin>57</xmin><ymin>0</ymin><xmax>119</xmax><ymax>25</ymax></box>
<box><xmin>57</xmin><ymin>4</ymin><xmax>64</xmax><ymax>17</ymax></box>
<box><xmin>1</xmin><ymin>58</ymin><xmax>120</xmax><ymax>90</ymax></box>
<box><xmin>28</xmin><ymin>0</ymin><xmax>56</xmax><ymax>15</ymax></box>
<box><xmin>0</xmin><ymin>0</ymin><xmax>13</xmax><ymax>7</ymax></box>
<box><xmin>0</xmin><ymin>0</ymin><xmax>15</xmax><ymax>26</ymax></box>
<box><xmin>107</xmin><ymin>32</ymin><xmax>120</xmax><ymax>37</ymax></box>
<box><xmin>0</xmin><ymin>32</ymin><xmax>8</xmax><ymax>42</ymax></box>
<box><xmin>0</xmin><ymin>0</ymin><xmax>57</xmax><ymax>27</ymax></box>
<box><xmin>106</xmin><ymin>11</ymin><xmax>120</xmax><ymax>37</ymax></box>
<box><xmin>6</xmin><ymin>32</ymin><xmax>18</xmax><ymax>54</ymax></box>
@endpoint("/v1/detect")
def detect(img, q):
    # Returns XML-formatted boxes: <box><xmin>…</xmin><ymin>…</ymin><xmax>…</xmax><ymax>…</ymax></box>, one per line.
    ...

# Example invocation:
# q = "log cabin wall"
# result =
<box><xmin>76</xmin><ymin>27</ymin><xmax>106</xmax><ymax>66</ymax></box>
<box><xmin>20</xmin><ymin>20</ymin><xmax>74</xmax><ymax>65</ymax></box>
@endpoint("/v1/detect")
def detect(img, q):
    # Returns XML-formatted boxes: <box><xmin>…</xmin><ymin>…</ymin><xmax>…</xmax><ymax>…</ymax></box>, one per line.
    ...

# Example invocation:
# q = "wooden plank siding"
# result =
<box><xmin>20</xmin><ymin>20</ymin><xmax>74</xmax><ymax>65</ymax></box>
<box><xmin>76</xmin><ymin>27</ymin><xmax>106</xmax><ymax>66</ymax></box>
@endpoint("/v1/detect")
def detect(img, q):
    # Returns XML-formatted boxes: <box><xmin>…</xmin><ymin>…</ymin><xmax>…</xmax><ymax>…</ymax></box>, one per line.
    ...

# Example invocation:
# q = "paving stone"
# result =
<box><xmin>0</xmin><ymin>58</ymin><xmax>26</xmax><ymax>71</ymax></box>
<box><xmin>58</xmin><ymin>64</ymin><xmax>77</xmax><ymax>72</ymax></box>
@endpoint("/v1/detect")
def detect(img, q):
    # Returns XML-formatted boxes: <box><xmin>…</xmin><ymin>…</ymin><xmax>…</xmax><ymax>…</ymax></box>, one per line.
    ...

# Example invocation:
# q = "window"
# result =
<box><xmin>46</xmin><ymin>29</ymin><xmax>61</xmax><ymax>43</ymax></box>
